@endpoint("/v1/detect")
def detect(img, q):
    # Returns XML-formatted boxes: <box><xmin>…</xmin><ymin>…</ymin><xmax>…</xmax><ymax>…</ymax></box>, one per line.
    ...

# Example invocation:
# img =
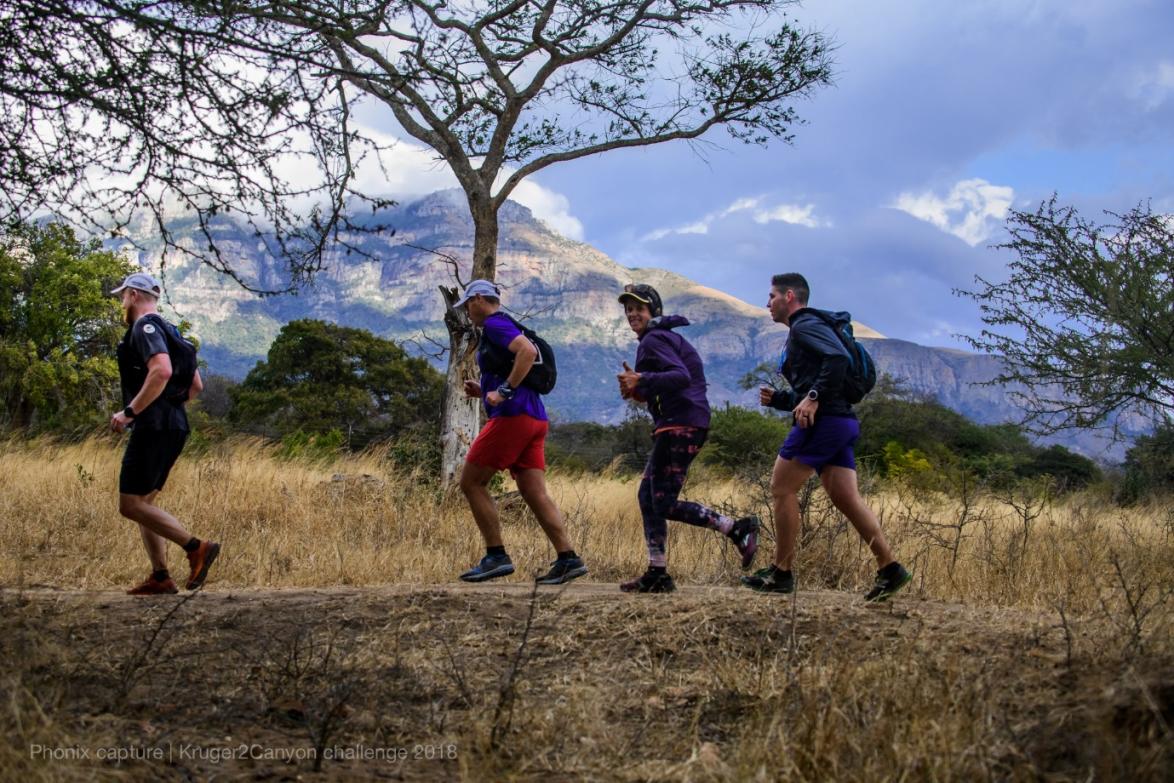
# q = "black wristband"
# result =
<box><xmin>497</xmin><ymin>383</ymin><xmax>515</xmax><ymax>400</ymax></box>
<box><xmin>123</xmin><ymin>405</ymin><xmax>137</xmax><ymax>419</ymax></box>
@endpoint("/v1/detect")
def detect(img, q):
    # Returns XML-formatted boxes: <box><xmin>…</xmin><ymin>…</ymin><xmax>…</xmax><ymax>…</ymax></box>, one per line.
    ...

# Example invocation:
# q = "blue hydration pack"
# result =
<box><xmin>809</xmin><ymin>310</ymin><xmax>876</xmax><ymax>404</ymax></box>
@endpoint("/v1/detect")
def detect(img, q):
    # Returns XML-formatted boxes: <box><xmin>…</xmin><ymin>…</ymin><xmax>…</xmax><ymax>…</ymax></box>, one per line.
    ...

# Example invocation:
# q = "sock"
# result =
<box><xmin>183</xmin><ymin>537</ymin><xmax>201</xmax><ymax>553</ymax></box>
<box><xmin>152</xmin><ymin>569</ymin><xmax>170</xmax><ymax>582</ymax></box>
<box><xmin>715</xmin><ymin>515</ymin><xmax>735</xmax><ymax>536</ymax></box>
<box><xmin>557</xmin><ymin>550</ymin><xmax>578</xmax><ymax>560</ymax></box>
<box><xmin>487</xmin><ymin>545</ymin><xmax>506</xmax><ymax>557</ymax></box>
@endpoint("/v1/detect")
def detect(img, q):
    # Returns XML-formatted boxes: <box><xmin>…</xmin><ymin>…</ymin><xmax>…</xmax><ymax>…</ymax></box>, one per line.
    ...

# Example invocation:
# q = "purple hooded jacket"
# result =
<box><xmin>633</xmin><ymin>315</ymin><xmax>711</xmax><ymax>430</ymax></box>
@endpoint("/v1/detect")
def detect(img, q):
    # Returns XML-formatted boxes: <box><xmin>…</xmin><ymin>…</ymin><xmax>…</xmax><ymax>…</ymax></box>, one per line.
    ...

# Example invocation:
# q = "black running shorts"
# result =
<box><xmin>119</xmin><ymin>428</ymin><xmax>189</xmax><ymax>496</ymax></box>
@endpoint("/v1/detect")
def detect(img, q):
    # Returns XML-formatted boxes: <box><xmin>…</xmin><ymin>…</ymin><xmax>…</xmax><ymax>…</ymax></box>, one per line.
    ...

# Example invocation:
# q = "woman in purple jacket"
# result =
<box><xmin>616</xmin><ymin>284</ymin><xmax>760</xmax><ymax>592</ymax></box>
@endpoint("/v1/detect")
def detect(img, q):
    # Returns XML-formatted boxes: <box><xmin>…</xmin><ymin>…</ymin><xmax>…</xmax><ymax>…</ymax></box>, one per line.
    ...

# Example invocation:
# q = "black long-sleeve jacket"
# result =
<box><xmin>766</xmin><ymin>308</ymin><xmax>855</xmax><ymax>418</ymax></box>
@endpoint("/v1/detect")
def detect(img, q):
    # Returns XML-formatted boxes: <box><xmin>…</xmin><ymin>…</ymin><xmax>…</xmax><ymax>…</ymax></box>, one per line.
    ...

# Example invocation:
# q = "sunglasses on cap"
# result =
<box><xmin>618</xmin><ymin>283</ymin><xmax>663</xmax><ymax>317</ymax></box>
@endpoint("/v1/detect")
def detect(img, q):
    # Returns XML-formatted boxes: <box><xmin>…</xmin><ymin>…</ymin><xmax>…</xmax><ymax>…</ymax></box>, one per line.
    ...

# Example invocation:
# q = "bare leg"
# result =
<box><xmin>459</xmin><ymin>462</ymin><xmax>504</xmax><ymax>548</ymax></box>
<box><xmin>119</xmin><ymin>492</ymin><xmax>192</xmax><ymax>549</ymax></box>
<box><xmin>135</xmin><ymin>491</ymin><xmax>170</xmax><ymax>571</ymax></box>
<box><xmin>514</xmin><ymin>469</ymin><xmax>572</xmax><ymax>553</ymax></box>
<box><xmin>770</xmin><ymin>456</ymin><xmax>815</xmax><ymax>570</ymax></box>
<box><xmin>820</xmin><ymin>465</ymin><xmax>894</xmax><ymax>568</ymax></box>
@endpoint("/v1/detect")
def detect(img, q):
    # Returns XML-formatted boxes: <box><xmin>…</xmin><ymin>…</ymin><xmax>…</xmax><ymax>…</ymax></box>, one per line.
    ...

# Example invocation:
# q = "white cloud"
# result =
<box><xmin>891</xmin><ymin>178</ymin><xmax>1014</xmax><ymax>246</ymax></box>
<box><xmin>274</xmin><ymin>124</ymin><xmax>586</xmax><ymax>239</ymax></box>
<box><xmin>1132</xmin><ymin>60</ymin><xmax>1174</xmax><ymax>111</ymax></box>
<box><xmin>641</xmin><ymin>195</ymin><xmax>827</xmax><ymax>240</ymax></box>
<box><xmin>721</xmin><ymin>197</ymin><xmax>762</xmax><ymax>217</ymax></box>
<box><xmin>753</xmin><ymin>203</ymin><xmax>826</xmax><ymax>228</ymax></box>
<box><xmin>508</xmin><ymin>179</ymin><xmax>585</xmax><ymax>240</ymax></box>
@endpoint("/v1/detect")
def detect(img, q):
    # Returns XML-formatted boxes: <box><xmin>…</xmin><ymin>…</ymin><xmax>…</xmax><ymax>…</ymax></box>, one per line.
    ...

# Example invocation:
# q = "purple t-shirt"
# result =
<box><xmin>477</xmin><ymin>313</ymin><xmax>547</xmax><ymax>421</ymax></box>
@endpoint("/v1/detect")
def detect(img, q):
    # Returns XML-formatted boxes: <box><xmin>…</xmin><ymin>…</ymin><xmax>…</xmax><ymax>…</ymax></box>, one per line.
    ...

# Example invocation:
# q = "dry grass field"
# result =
<box><xmin>1</xmin><ymin>437</ymin><xmax>1170</xmax><ymax>781</ymax></box>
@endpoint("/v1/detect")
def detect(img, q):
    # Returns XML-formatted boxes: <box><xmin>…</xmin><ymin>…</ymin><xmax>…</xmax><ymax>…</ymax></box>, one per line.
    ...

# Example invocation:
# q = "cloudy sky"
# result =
<box><xmin>352</xmin><ymin>0</ymin><xmax>1174</xmax><ymax>349</ymax></box>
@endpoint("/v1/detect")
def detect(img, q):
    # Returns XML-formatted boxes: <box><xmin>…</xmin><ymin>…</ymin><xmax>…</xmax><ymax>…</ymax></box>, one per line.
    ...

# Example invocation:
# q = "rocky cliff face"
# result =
<box><xmin>115</xmin><ymin>191</ymin><xmax>1133</xmax><ymax>460</ymax></box>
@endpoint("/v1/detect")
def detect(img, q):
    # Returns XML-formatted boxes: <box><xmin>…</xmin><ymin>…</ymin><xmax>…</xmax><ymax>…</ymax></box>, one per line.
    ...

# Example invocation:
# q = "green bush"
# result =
<box><xmin>276</xmin><ymin>429</ymin><xmax>346</xmax><ymax>462</ymax></box>
<box><xmin>700</xmin><ymin>404</ymin><xmax>791</xmax><ymax>476</ymax></box>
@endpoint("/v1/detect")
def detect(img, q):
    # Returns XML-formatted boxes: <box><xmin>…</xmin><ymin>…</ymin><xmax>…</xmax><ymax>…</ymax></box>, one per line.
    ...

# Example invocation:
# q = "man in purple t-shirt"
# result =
<box><xmin>455</xmin><ymin>280</ymin><xmax>587</xmax><ymax>585</ymax></box>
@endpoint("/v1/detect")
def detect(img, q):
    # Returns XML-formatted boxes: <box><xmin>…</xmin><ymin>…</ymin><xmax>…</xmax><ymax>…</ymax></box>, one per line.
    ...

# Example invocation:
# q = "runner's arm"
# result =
<box><xmin>189</xmin><ymin>368</ymin><xmax>204</xmax><ymax>400</ymax></box>
<box><xmin>635</xmin><ymin>334</ymin><xmax>690</xmax><ymax>395</ymax></box>
<box><xmin>126</xmin><ymin>353</ymin><xmax>173</xmax><ymax>415</ymax></box>
<box><xmin>503</xmin><ymin>334</ymin><xmax>537</xmax><ymax>389</ymax></box>
<box><xmin>791</xmin><ymin>320</ymin><xmax>849</xmax><ymax>398</ymax></box>
<box><xmin>764</xmin><ymin>389</ymin><xmax>796</xmax><ymax>410</ymax></box>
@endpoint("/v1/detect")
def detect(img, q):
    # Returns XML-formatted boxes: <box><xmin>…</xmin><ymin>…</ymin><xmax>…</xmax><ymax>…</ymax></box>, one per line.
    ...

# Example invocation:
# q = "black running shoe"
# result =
<box><xmin>740</xmin><ymin>566</ymin><xmax>794</xmax><ymax>594</ymax></box>
<box><xmin>619</xmin><ymin>570</ymin><xmax>676</xmax><ymax>593</ymax></box>
<box><xmin>459</xmin><ymin>553</ymin><xmax>515</xmax><ymax>582</ymax></box>
<box><xmin>864</xmin><ymin>562</ymin><xmax>912</xmax><ymax>602</ymax></box>
<box><xmin>729</xmin><ymin>515</ymin><xmax>760</xmax><ymax>569</ymax></box>
<box><xmin>535</xmin><ymin>557</ymin><xmax>588</xmax><ymax>585</ymax></box>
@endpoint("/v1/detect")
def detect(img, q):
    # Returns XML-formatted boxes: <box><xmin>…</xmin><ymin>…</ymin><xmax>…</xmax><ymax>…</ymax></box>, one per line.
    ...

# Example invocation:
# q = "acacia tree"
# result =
<box><xmin>2</xmin><ymin>0</ymin><xmax>833</xmax><ymax>481</ymax></box>
<box><xmin>958</xmin><ymin>197</ymin><xmax>1173</xmax><ymax>438</ymax></box>
<box><xmin>0</xmin><ymin>0</ymin><xmax>389</xmax><ymax>293</ymax></box>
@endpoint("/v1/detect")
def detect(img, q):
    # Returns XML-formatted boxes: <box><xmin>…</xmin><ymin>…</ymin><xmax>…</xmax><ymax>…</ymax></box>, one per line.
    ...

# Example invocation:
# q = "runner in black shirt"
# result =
<box><xmin>110</xmin><ymin>273</ymin><xmax>220</xmax><ymax>595</ymax></box>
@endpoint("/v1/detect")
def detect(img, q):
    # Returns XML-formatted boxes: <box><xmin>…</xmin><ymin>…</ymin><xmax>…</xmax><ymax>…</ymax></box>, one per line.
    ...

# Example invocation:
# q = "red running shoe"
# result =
<box><xmin>185</xmin><ymin>541</ymin><xmax>221</xmax><ymax>590</ymax></box>
<box><xmin>127</xmin><ymin>575</ymin><xmax>179</xmax><ymax>596</ymax></box>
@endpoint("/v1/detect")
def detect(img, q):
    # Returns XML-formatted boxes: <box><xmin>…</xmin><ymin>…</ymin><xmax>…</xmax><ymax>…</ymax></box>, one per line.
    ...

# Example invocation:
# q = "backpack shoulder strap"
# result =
<box><xmin>500</xmin><ymin>312</ymin><xmax>539</xmax><ymax>340</ymax></box>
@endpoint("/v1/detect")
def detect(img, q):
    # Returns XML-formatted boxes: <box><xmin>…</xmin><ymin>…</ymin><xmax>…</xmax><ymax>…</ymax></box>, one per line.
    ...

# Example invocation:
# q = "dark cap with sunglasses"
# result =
<box><xmin>618</xmin><ymin>283</ymin><xmax>663</xmax><ymax>318</ymax></box>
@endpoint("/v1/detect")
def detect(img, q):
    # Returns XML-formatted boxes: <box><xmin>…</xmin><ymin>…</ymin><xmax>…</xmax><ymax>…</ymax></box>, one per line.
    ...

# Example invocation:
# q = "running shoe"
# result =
<box><xmin>619</xmin><ymin>570</ymin><xmax>676</xmax><ymax>593</ymax></box>
<box><xmin>535</xmin><ymin>557</ymin><xmax>588</xmax><ymax>585</ymax></box>
<box><xmin>459</xmin><ymin>553</ymin><xmax>515</xmax><ymax>582</ymax></box>
<box><xmin>127</xmin><ymin>574</ymin><xmax>179</xmax><ymax>595</ymax></box>
<box><xmin>864</xmin><ymin>562</ymin><xmax>912</xmax><ymax>602</ymax></box>
<box><xmin>185</xmin><ymin>541</ymin><xmax>220</xmax><ymax>590</ymax></box>
<box><xmin>740</xmin><ymin>566</ymin><xmax>794</xmax><ymax>594</ymax></box>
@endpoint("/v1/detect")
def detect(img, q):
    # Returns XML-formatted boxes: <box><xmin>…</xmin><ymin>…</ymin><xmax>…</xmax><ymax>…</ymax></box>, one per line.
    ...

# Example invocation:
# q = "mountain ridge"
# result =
<box><xmin>112</xmin><ymin>190</ymin><xmax>1134</xmax><ymax>461</ymax></box>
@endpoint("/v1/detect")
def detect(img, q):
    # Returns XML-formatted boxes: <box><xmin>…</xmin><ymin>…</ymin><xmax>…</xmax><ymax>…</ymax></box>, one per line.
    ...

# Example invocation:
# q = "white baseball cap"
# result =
<box><xmin>453</xmin><ymin>279</ymin><xmax>501</xmax><ymax>308</ymax></box>
<box><xmin>110</xmin><ymin>272</ymin><xmax>161</xmax><ymax>296</ymax></box>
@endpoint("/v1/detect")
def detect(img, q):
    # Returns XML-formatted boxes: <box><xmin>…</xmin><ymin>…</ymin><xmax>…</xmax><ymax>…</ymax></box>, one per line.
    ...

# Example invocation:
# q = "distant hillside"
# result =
<box><xmin>111</xmin><ymin>190</ymin><xmax>1140</xmax><ymax>460</ymax></box>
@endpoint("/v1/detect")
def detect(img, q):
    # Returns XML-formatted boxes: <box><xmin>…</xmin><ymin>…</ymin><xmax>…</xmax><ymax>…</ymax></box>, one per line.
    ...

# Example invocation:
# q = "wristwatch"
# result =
<box><xmin>496</xmin><ymin>383</ymin><xmax>516</xmax><ymax>400</ymax></box>
<box><xmin>805</xmin><ymin>389</ymin><xmax>819</xmax><ymax>402</ymax></box>
<box><xmin>123</xmin><ymin>405</ymin><xmax>137</xmax><ymax>418</ymax></box>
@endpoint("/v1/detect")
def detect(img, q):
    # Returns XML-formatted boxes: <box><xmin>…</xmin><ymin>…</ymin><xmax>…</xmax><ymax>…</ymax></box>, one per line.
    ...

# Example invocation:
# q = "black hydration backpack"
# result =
<box><xmin>810</xmin><ymin>310</ymin><xmax>876</xmax><ymax>404</ymax></box>
<box><xmin>142</xmin><ymin>314</ymin><xmax>199</xmax><ymax>403</ymax></box>
<box><xmin>478</xmin><ymin>314</ymin><xmax>558</xmax><ymax>394</ymax></box>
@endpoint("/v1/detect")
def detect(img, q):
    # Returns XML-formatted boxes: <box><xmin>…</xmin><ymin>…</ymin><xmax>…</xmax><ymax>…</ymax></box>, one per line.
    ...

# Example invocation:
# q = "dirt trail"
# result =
<box><xmin>2</xmin><ymin>583</ymin><xmax>1168</xmax><ymax>782</ymax></box>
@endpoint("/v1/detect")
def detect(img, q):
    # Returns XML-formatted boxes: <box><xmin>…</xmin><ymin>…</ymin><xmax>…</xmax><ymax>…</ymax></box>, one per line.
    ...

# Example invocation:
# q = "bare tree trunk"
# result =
<box><xmin>437</xmin><ymin>195</ymin><xmax>499</xmax><ymax>487</ymax></box>
<box><xmin>438</xmin><ymin>284</ymin><xmax>482</xmax><ymax>487</ymax></box>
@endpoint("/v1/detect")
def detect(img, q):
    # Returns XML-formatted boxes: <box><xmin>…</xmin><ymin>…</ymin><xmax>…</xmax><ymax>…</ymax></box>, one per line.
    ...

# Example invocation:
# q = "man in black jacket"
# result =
<box><xmin>110</xmin><ymin>273</ymin><xmax>220</xmax><ymax>595</ymax></box>
<box><xmin>744</xmin><ymin>273</ymin><xmax>911</xmax><ymax>601</ymax></box>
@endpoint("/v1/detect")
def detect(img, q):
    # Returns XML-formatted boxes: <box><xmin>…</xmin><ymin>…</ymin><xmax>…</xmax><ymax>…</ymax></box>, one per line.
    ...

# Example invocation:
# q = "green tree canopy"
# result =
<box><xmin>229</xmin><ymin>320</ymin><xmax>445</xmax><ymax>448</ymax></box>
<box><xmin>1119</xmin><ymin>422</ymin><xmax>1174</xmax><ymax>503</ymax></box>
<box><xmin>0</xmin><ymin>222</ymin><xmax>133</xmax><ymax>432</ymax></box>
<box><xmin>957</xmin><ymin>197</ymin><xmax>1173</xmax><ymax>438</ymax></box>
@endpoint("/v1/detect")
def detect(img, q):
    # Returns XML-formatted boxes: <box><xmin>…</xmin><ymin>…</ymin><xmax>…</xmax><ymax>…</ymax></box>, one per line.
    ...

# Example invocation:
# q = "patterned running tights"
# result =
<box><xmin>638</xmin><ymin>427</ymin><xmax>730</xmax><ymax>568</ymax></box>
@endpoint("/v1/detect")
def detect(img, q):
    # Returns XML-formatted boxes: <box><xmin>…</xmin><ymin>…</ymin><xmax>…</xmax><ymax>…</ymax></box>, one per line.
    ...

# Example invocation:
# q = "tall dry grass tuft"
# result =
<box><xmin>0</xmin><ymin>436</ymin><xmax>1170</xmax><ymax>620</ymax></box>
<box><xmin>0</xmin><ymin>430</ymin><xmax>1170</xmax><ymax>781</ymax></box>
